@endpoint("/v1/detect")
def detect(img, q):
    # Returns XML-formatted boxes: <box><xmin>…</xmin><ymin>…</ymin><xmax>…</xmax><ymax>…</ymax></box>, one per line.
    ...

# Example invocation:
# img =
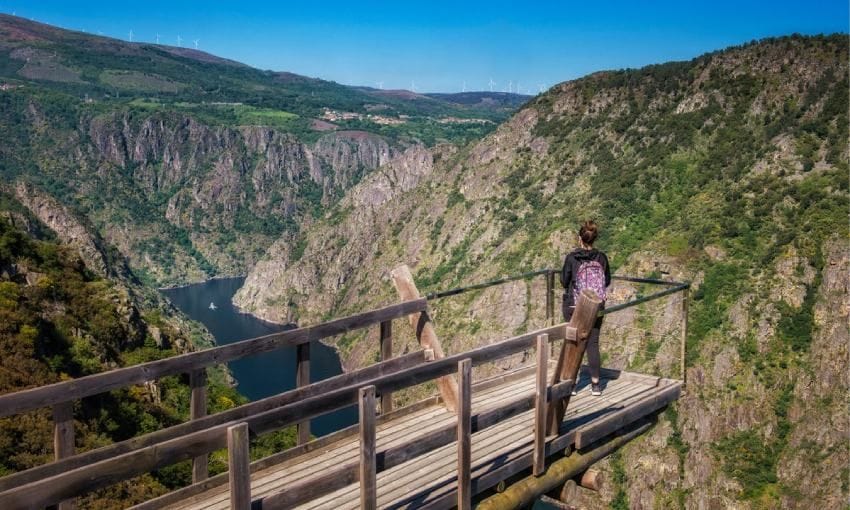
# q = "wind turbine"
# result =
<box><xmin>375</xmin><ymin>81</ymin><xmax>384</xmax><ymax>90</ymax></box>
<box><xmin>128</xmin><ymin>29</ymin><xmax>133</xmax><ymax>42</ymax></box>
<box><xmin>488</xmin><ymin>78</ymin><xmax>495</xmax><ymax>92</ymax></box>
<box><xmin>515</xmin><ymin>82</ymin><xmax>521</xmax><ymax>94</ymax></box>
<box><xmin>193</xmin><ymin>39</ymin><xmax>199</xmax><ymax>49</ymax></box>
<box><xmin>177</xmin><ymin>35</ymin><xmax>182</xmax><ymax>47</ymax></box>
<box><xmin>538</xmin><ymin>83</ymin><xmax>546</xmax><ymax>93</ymax></box>
<box><xmin>410</xmin><ymin>80</ymin><xmax>416</xmax><ymax>92</ymax></box>
<box><xmin>156</xmin><ymin>33</ymin><xmax>160</xmax><ymax>44</ymax></box>
<box><xmin>462</xmin><ymin>80</ymin><xmax>466</xmax><ymax>93</ymax></box>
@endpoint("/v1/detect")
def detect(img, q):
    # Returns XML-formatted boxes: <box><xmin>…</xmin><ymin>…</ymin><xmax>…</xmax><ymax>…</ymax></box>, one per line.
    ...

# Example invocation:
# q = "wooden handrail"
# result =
<box><xmin>0</xmin><ymin>351</ymin><xmax>428</xmax><ymax>493</ymax></box>
<box><xmin>0</xmin><ymin>322</ymin><xmax>571</xmax><ymax>509</ymax></box>
<box><xmin>0</xmin><ymin>298</ymin><xmax>427</xmax><ymax>418</ymax></box>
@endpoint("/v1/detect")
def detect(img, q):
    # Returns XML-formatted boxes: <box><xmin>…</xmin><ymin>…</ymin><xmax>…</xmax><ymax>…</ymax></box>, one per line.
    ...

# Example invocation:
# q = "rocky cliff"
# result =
<box><xmin>236</xmin><ymin>35</ymin><xmax>849</xmax><ymax>508</ymax></box>
<box><xmin>4</xmin><ymin>99</ymin><xmax>408</xmax><ymax>285</ymax></box>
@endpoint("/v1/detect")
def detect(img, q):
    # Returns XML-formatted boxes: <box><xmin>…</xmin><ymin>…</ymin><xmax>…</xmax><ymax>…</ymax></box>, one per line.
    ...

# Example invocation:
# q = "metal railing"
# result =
<box><xmin>425</xmin><ymin>268</ymin><xmax>690</xmax><ymax>384</ymax></box>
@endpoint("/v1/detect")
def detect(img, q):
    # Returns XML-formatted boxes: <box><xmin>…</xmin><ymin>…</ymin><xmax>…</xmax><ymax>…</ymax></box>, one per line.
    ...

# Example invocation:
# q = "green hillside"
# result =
<box><xmin>0</xmin><ymin>14</ymin><xmax>530</xmax><ymax>286</ymax></box>
<box><xmin>0</xmin><ymin>197</ymin><xmax>299</xmax><ymax>507</ymax></box>
<box><xmin>0</xmin><ymin>14</ymin><xmax>512</xmax><ymax>146</ymax></box>
<box><xmin>236</xmin><ymin>34</ymin><xmax>849</xmax><ymax>509</ymax></box>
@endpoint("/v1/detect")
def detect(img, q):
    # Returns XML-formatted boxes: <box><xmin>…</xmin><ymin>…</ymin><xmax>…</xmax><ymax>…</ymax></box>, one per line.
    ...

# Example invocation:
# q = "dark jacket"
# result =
<box><xmin>560</xmin><ymin>248</ymin><xmax>611</xmax><ymax>309</ymax></box>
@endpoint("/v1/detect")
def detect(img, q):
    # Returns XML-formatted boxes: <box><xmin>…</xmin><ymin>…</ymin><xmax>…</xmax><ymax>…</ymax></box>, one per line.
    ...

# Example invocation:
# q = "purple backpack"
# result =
<box><xmin>573</xmin><ymin>260</ymin><xmax>607</xmax><ymax>303</ymax></box>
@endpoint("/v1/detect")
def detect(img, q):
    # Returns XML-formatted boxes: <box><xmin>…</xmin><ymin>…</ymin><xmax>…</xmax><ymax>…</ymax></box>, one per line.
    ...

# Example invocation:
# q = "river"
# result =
<box><xmin>161</xmin><ymin>277</ymin><xmax>357</xmax><ymax>437</ymax></box>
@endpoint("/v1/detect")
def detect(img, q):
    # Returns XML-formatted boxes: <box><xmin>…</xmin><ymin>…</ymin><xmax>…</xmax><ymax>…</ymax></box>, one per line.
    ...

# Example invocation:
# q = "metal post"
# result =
<box><xmin>680</xmin><ymin>288</ymin><xmax>689</xmax><ymax>389</ymax></box>
<box><xmin>545</xmin><ymin>271</ymin><xmax>554</xmax><ymax>326</ymax></box>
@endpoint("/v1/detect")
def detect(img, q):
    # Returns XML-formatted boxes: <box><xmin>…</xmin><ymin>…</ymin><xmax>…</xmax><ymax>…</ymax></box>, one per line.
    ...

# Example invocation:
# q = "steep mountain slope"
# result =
<box><xmin>235</xmin><ymin>34</ymin><xmax>849</xmax><ymax>508</ymax></box>
<box><xmin>0</xmin><ymin>14</ymin><xmax>522</xmax><ymax>286</ymax></box>
<box><xmin>0</xmin><ymin>191</ymin><xmax>302</xmax><ymax>508</ymax></box>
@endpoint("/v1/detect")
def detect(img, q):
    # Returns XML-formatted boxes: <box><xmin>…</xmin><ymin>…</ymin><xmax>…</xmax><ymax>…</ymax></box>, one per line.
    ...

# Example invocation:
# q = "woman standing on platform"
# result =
<box><xmin>561</xmin><ymin>220</ymin><xmax>611</xmax><ymax>396</ymax></box>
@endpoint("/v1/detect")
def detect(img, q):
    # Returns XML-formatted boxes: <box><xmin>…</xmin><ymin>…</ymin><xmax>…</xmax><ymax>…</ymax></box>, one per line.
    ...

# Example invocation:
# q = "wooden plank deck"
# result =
<box><xmin>149</xmin><ymin>365</ymin><xmax>680</xmax><ymax>510</ymax></box>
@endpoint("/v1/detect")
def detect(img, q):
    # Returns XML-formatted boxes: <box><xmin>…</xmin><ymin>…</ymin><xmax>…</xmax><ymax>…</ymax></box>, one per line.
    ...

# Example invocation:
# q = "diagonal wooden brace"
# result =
<box><xmin>546</xmin><ymin>290</ymin><xmax>602</xmax><ymax>436</ymax></box>
<box><xmin>390</xmin><ymin>264</ymin><xmax>460</xmax><ymax>413</ymax></box>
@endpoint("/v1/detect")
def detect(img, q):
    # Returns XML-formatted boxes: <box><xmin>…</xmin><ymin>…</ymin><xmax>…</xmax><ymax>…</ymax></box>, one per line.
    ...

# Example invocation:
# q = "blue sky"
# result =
<box><xmin>3</xmin><ymin>1</ymin><xmax>847</xmax><ymax>93</ymax></box>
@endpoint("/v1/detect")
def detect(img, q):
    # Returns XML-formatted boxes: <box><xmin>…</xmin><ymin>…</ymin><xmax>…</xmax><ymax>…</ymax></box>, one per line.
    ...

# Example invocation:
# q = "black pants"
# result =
<box><xmin>562</xmin><ymin>302</ymin><xmax>603</xmax><ymax>382</ymax></box>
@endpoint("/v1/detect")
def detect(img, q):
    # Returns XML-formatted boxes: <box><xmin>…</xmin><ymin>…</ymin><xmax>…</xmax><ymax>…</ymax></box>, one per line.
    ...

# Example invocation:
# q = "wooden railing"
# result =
<box><xmin>0</xmin><ymin>299</ymin><xmax>428</xmax><ymax>503</ymax></box>
<box><xmin>1</xmin><ymin>320</ymin><xmax>579</xmax><ymax>509</ymax></box>
<box><xmin>0</xmin><ymin>268</ymin><xmax>689</xmax><ymax>509</ymax></box>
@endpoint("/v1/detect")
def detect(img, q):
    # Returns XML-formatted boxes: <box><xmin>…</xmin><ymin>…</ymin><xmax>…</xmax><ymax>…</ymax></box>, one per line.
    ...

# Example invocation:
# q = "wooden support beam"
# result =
<box><xmin>380</xmin><ymin>320</ymin><xmax>393</xmax><ymax>414</ymax></box>
<box><xmin>545</xmin><ymin>272</ymin><xmax>554</xmax><ymax>326</ymax></box>
<box><xmin>547</xmin><ymin>379</ymin><xmax>574</xmax><ymax>404</ymax></box>
<box><xmin>226</xmin><ymin>423</ymin><xmax>250</xmax><ymax>510</ymax></box>
<box><xmin>546</xmin><ymin>290</ymin><xmax>602</xmax><ymax>436</ymax></box>
<box><xmin>457</xmin><ymin>358</ymin><xmax>472</xmax><ymax>510</ymax></box>
<box><xmin>189</xmin><ymin>369</ymin><xmax>208</xmax><ymax>483</ymax></box>
<box><xmin>359</xmin><ymin>386</ymin><xmax>377</xmax><ymax>510</ymax></box>
<box><xmin>390</xmin><ymin>264</ymin><xmax>459</xmax><ymax>413</ymax></box>
<box><xmin>474</xmin><ymin>419</ymin><xmax>654</xmax><ymax>510</ymax></box>
<box><xmin>533</xmin><ymin>334</ymin><xmax>548</xmax><ymax>476</ymax></box>
<box><xmin>52</xmin><ymin>401</ymin><xmax>75</xmax><ymax>510</ymax></box>
<box><xmin>296</xmin><ymin>342</ymin><xmax>311</xmax><ymax>445</ymax></box>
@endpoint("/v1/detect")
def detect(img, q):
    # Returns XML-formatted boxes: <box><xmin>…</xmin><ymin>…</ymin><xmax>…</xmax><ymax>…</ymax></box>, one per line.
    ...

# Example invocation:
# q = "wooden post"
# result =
<box><xmin>390</xmin><ymin>264</ymin><xmax>460</xmax><ymax>413</ymax></box>
<box><xmin>190</xmin><ymin>369</ymin><xmax>209</xmax><ymax>483</ymax></box>
<box><xmin>457</xmin><ymin>358</ymin><xmax>472</xmax><ymax>510</ymax></box>
<box><xmin>546</xmin><ymin>290</ymin><xmax>602</xmax><ymax>436</ymax></box>
<box><xmin>296</xmin><ymin>342</ymin><xmax>310</xmax><ymax>444</ymax></box>
<box><xmin>53</xmin><ymin>401</ymin><xmax>75</xmax><ymax>510</ymax></box>
<box><xmin>533</xmin><ymin>334</ymin><xmax>549</xmax><ymax>476</ymax></box>
<box><xmin>359</xmin><ymin>385</ymin><xmax>377</xmax><ymax>510</ymax></box>
<box><xmin>380</xmin><ymin>320</ymin><xmax>393</xmax><ymax>414</ymax></box>
<box><xmin>227</xmin><ymin>423</ymin><xmax>250</xmax><ymax>510</ymax></box>
<box><xmin>681</xmin><ymin>289</ymin><xmax>688</xmax><ymax>388</ymax></box>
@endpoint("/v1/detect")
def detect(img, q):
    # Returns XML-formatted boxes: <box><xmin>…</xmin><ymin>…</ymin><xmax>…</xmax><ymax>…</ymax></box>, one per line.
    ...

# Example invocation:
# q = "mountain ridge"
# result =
<box><xmin>235</xmin><ymin>33</ymin><xmax>849</xmax><ymax>509</ymax></box>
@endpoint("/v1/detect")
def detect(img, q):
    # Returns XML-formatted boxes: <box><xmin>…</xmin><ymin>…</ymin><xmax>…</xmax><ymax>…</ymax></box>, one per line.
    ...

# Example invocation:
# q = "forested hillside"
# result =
<box><xmin>0</xmin><ymin>14</ymin><xmax>525</xmax><ymax>286</ymax></box>
<box><xmin>236</xmin><ymin>34</ymin><xmax>849</xmax><ymax>508</ymax></box>
<box><xmin>0</xmin><ymin>195</ymin><xmax>298</xmax><ymax>508</ymax></box>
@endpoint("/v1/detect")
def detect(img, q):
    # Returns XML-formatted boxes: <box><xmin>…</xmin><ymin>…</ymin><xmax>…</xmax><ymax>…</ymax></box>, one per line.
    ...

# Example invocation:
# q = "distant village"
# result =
<box><xmin>321</xmin><ymin>108</ymin><xmax>492</xmax><ymax>126</ymax></box>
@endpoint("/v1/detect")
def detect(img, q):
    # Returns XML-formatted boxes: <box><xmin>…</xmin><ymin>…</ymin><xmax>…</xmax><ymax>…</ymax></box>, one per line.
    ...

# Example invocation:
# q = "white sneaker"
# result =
<box><xmin>591</xmin><ymin>383</ymin><xmax>602</xmax><ymax>396</ymax></box>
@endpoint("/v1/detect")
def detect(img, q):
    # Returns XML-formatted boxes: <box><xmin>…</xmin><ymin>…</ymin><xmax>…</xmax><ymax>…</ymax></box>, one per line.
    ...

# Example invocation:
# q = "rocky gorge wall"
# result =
<box><xmin>11</xmin><ymin>101</ymin><xmax>406</xmax><ymax>286</ymax></box>
<box><xmin>234</xmin><ymin>35</ymin><xmax>849</xmax><ymax>508</ymax></box>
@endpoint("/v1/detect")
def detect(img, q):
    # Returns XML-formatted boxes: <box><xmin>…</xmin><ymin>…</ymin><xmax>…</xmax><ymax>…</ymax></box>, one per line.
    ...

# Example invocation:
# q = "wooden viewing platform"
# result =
<box><xmin>151</xmin><ymin>365</ymin><xmax>680</xmax><ymax>510</ymax></box>
<box><xmin>0</xmin><ymin>267</ymin><xmax>688</xmax><ymax>510</ymax></box>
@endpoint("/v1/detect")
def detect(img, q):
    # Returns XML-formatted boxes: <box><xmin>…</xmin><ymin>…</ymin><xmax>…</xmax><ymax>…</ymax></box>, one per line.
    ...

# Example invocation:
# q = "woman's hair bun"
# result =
<box><xmin>579</xmin><ymin>220</ymin><xmax>598</xmax><ymax>245</ymax></box>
